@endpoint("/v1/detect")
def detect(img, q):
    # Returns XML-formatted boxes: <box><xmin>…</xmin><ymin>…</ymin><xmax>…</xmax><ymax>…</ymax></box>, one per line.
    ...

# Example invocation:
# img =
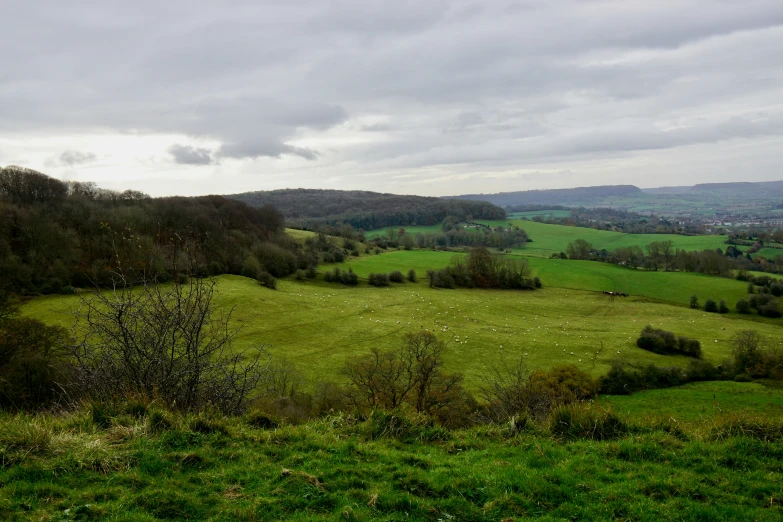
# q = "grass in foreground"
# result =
<box><xmin>1</xmin><ymin>406</ymin><xmax>782</xmax><ymax>521</ymax></box>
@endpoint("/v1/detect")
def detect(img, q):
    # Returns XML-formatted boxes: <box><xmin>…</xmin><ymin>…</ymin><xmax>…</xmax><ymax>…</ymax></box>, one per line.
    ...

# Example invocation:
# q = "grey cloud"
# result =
<box><xmin>168</xmin><ymin>144</ymin><xmax>214</xmax><ymax>165</ymax></box>
<box><xmin>59</xmin><ymin>150</ymin><xmax>96</xmax><ymax>166</ymax></box>
<box><xmin>361</xmin><ymin>122</ymin><xmax>392</xmax><ymax>132</ymax></box>
<box><xmin>1</xmin><ymin>0</ymin><xmax>783</xmax><ymax>193</ymax></box>
<box><xmin>218</xmin><ymin>141</ymin><xmax>319</xmax><ymax>161</ymax></box>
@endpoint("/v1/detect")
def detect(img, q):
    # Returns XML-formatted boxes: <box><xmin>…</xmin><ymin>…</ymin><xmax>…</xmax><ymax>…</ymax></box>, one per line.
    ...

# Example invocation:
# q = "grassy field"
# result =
<box><xmin>331</xmin><ymin>249</ymin><xmax>753</xmax><ymax>306</ymax></box>
<box><xmin>11</xmin><ymin>233</ymin><xmax>783</xmax><ymax>520</ymax></box>
<box><xmin>284</xmin><ymin>228</ymin><xmax>317</xmax><ymax>242</ymax></box>
<box><xmin>602</xmin><ymin>381</ymin><xmax>783</xmax><ymax>422</ymax></box>
<box><xmin>365</xmin><ymin>224</ymin><xmax>443</xmax><ymax>239</ymax></box>
<box><xmin>364</xmin><ymin>220</ymin><xmax>732</xmax><ymax>258</ymax></box>
<box><xmin>523</xmin><ymin>257</ymin><xmax>751</xmax><ymax>305</ymax></box>
<box><xmin>755</xmin><ymin>247</ymin><xmax>783</xmax><ymax>260</ymax></box>
<box><xmin>508</xmin><ymin>210</ymin><xmax>571</xmax><ymax>219</ymax></box>
<box><xmin>484</xmin><ymin>220</ymin><xmax>732</xmax><ymax>258</ymax></box>
<box><xmin>22</xmin><ymin>272</ymin><xmax>783</xmax><ymax>389</ymax></box>
<box><xmin>1</xmin><ymin>407</ymin><xmax>782</xmax><ymax>521</ymax></box>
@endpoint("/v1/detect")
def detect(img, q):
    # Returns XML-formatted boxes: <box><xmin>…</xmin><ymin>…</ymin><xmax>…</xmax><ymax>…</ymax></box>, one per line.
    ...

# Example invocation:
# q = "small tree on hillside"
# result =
<box><xmin>343</xmin><ymin>331</ymin><xmax>464</xmax><ymax>416</ymax></box>
<box><xmin>389</xmin><ymin>270</ymin><xmax>405</xmax><ymax>283</ymax></box>
<box><xmin>736</xmin><ymin>298</ymin><xmax>751</xmax><ymax>314</ymax></box>
<box><xmin>731</xmin><ymin>330</ymin><xmax>762</xmax><ymax>375</ymax></box>
<box><xmin>566</xmin><ymin>239</ymin><xmax>593</xmax><ymax>260</ymax></box>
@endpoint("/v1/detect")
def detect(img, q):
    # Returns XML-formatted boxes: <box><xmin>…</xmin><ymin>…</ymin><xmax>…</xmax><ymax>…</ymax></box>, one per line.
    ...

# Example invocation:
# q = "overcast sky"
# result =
<box><xmin>1</xmin><ymin>0</ymin><xmax>782</xmax><ymax>197</ymax></box>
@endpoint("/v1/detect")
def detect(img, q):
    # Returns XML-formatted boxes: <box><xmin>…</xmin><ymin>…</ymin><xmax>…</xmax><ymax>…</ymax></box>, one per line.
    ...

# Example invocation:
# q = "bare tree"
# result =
<box><xmin>343</xmin><ymin>347</ymin><xmax>411</xmax><ymax>410</ymax></box>
<box><xmin>260</xmin><ymin>356</ymin><xmax>304</xmax><ymax>398</ymax></box>
<box><xmin>71</xmin><ymin>271</ymin><xmax>269</xmax><ymax>414</ymax></box>
<box><xmin>730</xmin><ymin>330</ymin><xmax>763</xmax><ymax>375</ymax></box>
<box><xmin>478</xmin><ymin>355</ymin><xmax>554</xmax><ymax>421</ymax></box>
<box><xmin>645</xmin><ymin>242</ymin><xmax>662</xmax><ymax>271</ymax></box>
<box><xmin>479</xmin><ymin>355</ymin><xmax>531</xmax><ymax>422</ymax></box>
<box><xmin>659</xmin><ymin>240</ymin><xmax>674</xmax><ymax>271</ymax></box>
<box><xmin>402</xmin><ymin>331</ymin><xmax>447</xmax><ymax>413</ymax></box>
<box><xmin>343</xmin><ymin>331</ymin><xmax>461</xmax><ymax>415</ymax></box>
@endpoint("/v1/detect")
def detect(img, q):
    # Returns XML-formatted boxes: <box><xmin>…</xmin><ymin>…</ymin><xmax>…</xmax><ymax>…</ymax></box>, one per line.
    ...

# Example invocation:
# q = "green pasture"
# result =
<box><xmin>22</xmin><ymin>273</ymin><xmax>783</xmax><ymax>389</ymax></box>
<box><xmin>754</xmin><ymin>247</ymin><xmax>783</xmax><ymax>260</ymax></box>
<box><xmin>284</xmin><ymin>228</ymin><xmax>316</xmax><ymax>242</ymax></box>
<box><xmin>602</xmin><ymin>381</ymin><xmax>783</xmax><ymax>422</ymax></box>
<box><xmin>508</xmin><ymin>210</ymin><xmax>571</xmax><ymax>219</ymax></box>
<box><xmin>481</xmin><ymin>220</ymin><xmax>731</xmax><ymax>258</ymax></box>
<box><xmin>365</xmin><ymin>224</ymin><xmax>444</xmax><ymax>239</ymax></box>
<box><xmin>524</xmin><ymin>257</ymin><xmax>751</xmax><ymax>306</ymax></box>
<box><xmin>334</xmin><ymin>249</ymin><xmax>753</xmax><ymax>306</ymax></box>
<box><xmin>364</xmin><ymin>220</ymin><xmax>732</xmax><ymax>258</ymax></box>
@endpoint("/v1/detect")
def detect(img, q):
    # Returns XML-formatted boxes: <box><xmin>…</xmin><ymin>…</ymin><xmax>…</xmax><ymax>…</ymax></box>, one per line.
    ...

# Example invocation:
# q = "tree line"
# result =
<box><xmin>0</xmin><ymin>166</ymin><xmax>322</xmax><ymax>295</ymax></box>
<box><xmin>369</xmin><ymin>221</ymin><xmax>529</xmax><ymax>251</ymax></box>
<box><xmin>227</xmin><ymin>188</ymin><xmax>506</xmax><ymax>231</ymax></box>
<box><xmin>526</xmin><ymin>206</ymin><xmax>708</xmax><ymax>235</ymax></box>
<box><xmin>426</xmin><ymin>247</ymin><xmax>542</xmax><ymax>290</ymax></box>
<box><xmin>560</xmin><ymin>238</ymin><xmax>777</xmax><ymax>277</ymax></box>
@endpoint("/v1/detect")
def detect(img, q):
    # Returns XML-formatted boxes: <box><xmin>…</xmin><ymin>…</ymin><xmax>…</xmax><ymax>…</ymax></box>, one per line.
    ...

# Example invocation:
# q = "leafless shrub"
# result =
<box><xmin>343</xmin><ymin>331</ymin><xmax>473</xmax><ymax>424</ymax></box>
<box><xmin>478</xmin><ymin>355</ymin><xmax>547</xmax><ymax>422</ymax></box>
<box><xmin>70</xmin><ymin>273</ymin><xmax>269</xmax><ymax>414</ymax></box>
<box><xmin>478</xmin><ymin>357</ymin><xmax>597</xmax><ymax>423</ymax></box>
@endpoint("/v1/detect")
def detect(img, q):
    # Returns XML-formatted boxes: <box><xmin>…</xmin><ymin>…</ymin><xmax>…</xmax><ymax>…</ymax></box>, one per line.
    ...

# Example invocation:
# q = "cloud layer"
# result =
<box><xmin>1</xmin><ymin>1</ymin><xmax>782</xmax><ymax>196</ymax></box>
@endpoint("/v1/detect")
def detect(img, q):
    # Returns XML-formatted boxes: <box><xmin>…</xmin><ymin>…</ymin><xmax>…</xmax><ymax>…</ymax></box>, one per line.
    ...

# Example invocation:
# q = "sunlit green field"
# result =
<box><xmin>365</xmin><ymin>224</ymin><xmax>443</xmax><ymax>239</ymax></box>
<box><xmin>483</xmin><ymin>220</ymin><xmax>732</xmax><ymax>258</ymax></box>
<box><xmin>22</xmin><ymin>271</ymin><xmax>783</xmax><ymax>390</ymax></box>
<box><xmin>284</xmin><ymin>228</ymin><xmax>317</xmax><ymax>242</ymax></box>
<box><xmin>365</xmin><ymin>220</ymin><xmax>732</xmax><ymax>258</ymax></box>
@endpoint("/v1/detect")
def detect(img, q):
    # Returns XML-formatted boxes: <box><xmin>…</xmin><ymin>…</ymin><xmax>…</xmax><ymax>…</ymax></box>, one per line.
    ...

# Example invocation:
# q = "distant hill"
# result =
<box><xmin>641</xmin><ymin>186</ymin><xmax>692</xmax><ymax>195</ymax></box>
<box><xmin>447</xmin><ymin>185</ymin><xmax>642</xmax><ymax>207</ymax></box>
<box><xmin>449</xmin><ymin>181</ymin><xmax>783</xmax><ymax>208</ymax></box>
<box><xmin>690</xmin><ymin>181</ymin><xmax>783</xmax><ymax>194</ymax></box>
<box><xmin>225</xmin><ymin>188</ymin><xmax>506</xmax><ymax>230</ymax></box>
